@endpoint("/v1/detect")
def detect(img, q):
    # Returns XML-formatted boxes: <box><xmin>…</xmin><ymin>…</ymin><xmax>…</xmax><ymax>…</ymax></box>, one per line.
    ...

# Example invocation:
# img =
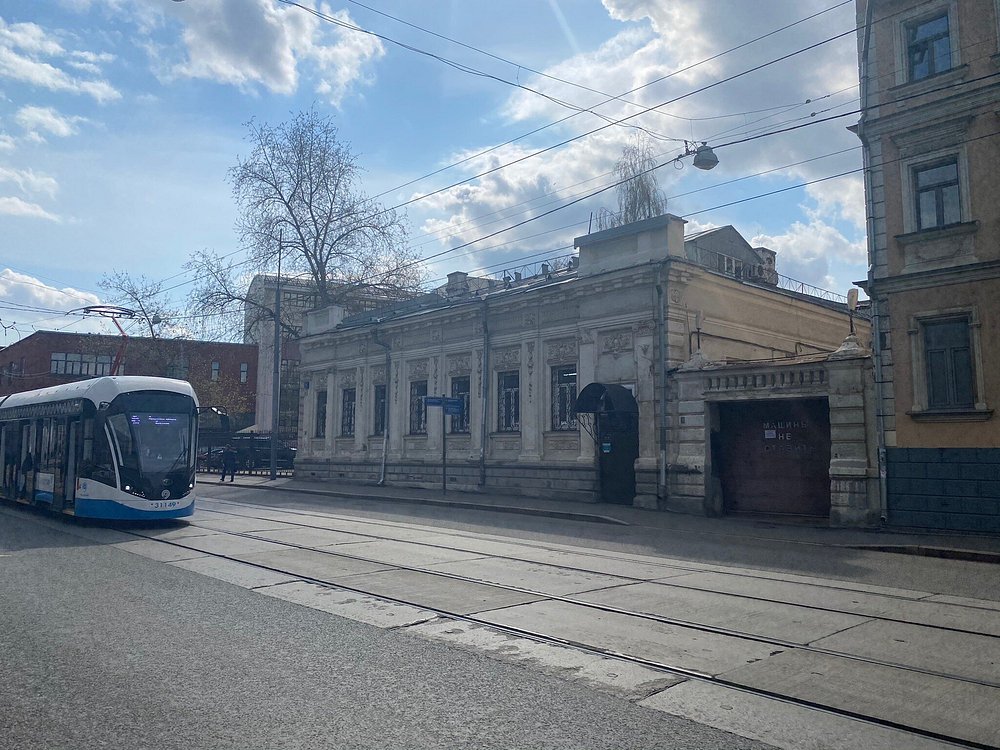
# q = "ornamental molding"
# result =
<box><xmin>409</xmin><ymin>358</ymin><xmax>429</xmax><ymax>379</ymax></box>
<box><xmin>637</xmin><ymin>319</ymin><xmax>655</xmax><ymax>335</ymax></box>
<box><xmin>371</xmin><ymin>364</ymin><xmax>387</xmax><ymax>384</ymax></box>
<box><xmin>493</xmin><ymin>345</ymin><xmax>521</xmax><ymax>370</ymax></box>
<box><xmin>448</xmin><ymin>354</ymin><xmax>472</xmax><ymax>375</ymax></box>
<box><xmin>339</xmin><ymin>370</ymin><xmax>357</xmax><ymax>389</ymax></box>
<box><xmin>602</xmin><ymin>330</ymin><xmax>633</xmax><ymax>354</ymax></box>
<box><xmin>546</xmin><ymin>339</ymin><xmax>577</xmax><ymax>364</ymax></box>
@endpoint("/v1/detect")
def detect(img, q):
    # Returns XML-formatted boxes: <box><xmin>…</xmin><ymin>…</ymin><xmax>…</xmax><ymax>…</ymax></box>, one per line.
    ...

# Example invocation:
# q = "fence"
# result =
<box><xmin>197</xmin><ymin>430</ymin><xmax>297</xmax><ymax>478</ymax></box>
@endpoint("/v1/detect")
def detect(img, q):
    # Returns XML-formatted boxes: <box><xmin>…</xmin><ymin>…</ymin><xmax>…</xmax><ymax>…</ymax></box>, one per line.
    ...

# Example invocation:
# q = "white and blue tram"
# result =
<box><xmin>0</xmin><ymin>377</ymin><xmax>199</xmax><ymax>520</ymax></box>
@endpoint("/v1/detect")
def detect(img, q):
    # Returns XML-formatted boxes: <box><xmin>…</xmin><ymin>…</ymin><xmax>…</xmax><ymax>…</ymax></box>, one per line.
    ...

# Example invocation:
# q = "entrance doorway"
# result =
<box><xmin>714</xmin><ymin>398</ymin><xmax>831</xmax><ymax>517</ymax></box>
<box><xmin>575</xmin><ymin>383</ymin><xmax>639</xmax><ymax>505</ymax></box>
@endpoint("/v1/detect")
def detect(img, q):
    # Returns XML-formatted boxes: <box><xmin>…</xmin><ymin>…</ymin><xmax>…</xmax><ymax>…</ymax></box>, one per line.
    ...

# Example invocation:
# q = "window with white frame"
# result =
<box><xmin>240</xmin><ymin>363</ymin><xmax>248</xmax><ymax>383</ymax></box>
<box><xmin>914</xmin><ymin>158</ymin><xmax>961</xmax><ymax>230</ymax></box>
<box><xmin>409</xmin><ymin>380</ymin><xmax>428</xmax><ymax>435</ymax></box>
<box><xmin>341</xmin><ymin>388</ymin><xmax>356</xmax><ymax>437</ymax></box>
<box><xmin>551</xmin><ymin>365</ymin><xmax>578</xmax><ymax>431</ymax></box>
<box><xmin>211</xmin><ymin>361</ymin><xmax>220</xmax><ymax>381</ymax></box>
<box><xmin>497</xmin><ymin>370</ymin><xmax>520</xmax><ymax>432</ymax></box>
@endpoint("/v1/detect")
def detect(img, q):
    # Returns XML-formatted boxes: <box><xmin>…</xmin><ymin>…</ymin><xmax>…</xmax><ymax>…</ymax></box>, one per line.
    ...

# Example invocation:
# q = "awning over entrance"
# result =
<box><xmin>574</xmin><ymin>383</ymin><xmax>638</xmax><ymax>414</ymax></box>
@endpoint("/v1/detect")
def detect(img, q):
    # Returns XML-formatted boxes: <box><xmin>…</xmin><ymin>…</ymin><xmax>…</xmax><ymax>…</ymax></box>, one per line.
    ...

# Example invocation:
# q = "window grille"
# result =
<box><xmin>450</xmin><ymin>376</ymin><xmax>471</xmax><ymax>433</ymax></box>
<box><xmin>409</xmin><ymin>380</ymin><xmax>428</xmax><ymax>435</ymax></box>
<box><xmin>497</xmin><ymin>370</ymin><xmax>520</xmax><ymax>432</ymax></box>
<box><xmin>551</xmin><ymin>366</ymin><xmax>578</xmax><ymax>431</ymax></box>
<box><xmin>341</xmin><ymin>388</ymin><xmax>356</xmax><ymax>437</ymax></box>
<box><xmin>315</xmin><ymin>390</ymin><xmax>327</xmax><ymax>438</ymax></box>
<box><xmin>373</xmin><ymin>384</ymin><xmax>387</xmax><ymax>436</ymax></box>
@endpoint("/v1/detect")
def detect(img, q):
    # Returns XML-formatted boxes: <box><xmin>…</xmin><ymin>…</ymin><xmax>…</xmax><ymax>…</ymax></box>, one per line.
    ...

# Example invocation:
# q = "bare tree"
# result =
<box><xmin>98</xmin><ymin>271</ymin><xmax>179</xmax><ymax>338</ymax></box>
<box><xmin>228</xmin><ymin>107</ymin><xmax>421</xmax><ymax>306</ymax></box>
<box><xmin>184</xmin><ymin>249</ymin><xmax>304</xmax><ymax>343</ymax></box>
<box><xmin>596</xmin><ymin>135</ymin><xmax>668</xmax><ymax>231</ymax></box>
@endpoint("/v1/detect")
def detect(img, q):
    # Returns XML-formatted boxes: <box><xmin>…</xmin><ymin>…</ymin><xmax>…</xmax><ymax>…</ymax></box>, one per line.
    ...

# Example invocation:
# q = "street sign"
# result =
<box><xmin>426</xmin><ymin>396</ymin><xmax>463</xmax><ymax>415</ymax></box>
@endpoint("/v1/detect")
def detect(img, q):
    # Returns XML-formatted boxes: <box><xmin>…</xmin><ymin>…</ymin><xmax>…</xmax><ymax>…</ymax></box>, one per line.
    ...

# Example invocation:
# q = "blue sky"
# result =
<box><xmin>0</xmin><ymin>0</ymin><xmax>866</xmax><ymax>341</ymax></box>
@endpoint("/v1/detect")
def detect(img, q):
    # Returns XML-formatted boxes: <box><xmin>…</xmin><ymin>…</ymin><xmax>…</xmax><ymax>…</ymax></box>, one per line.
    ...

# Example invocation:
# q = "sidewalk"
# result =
<box><xmin>196</xmin><ymin>473</ymin><xmax>1000</xmax><ymax>561</ymax></box>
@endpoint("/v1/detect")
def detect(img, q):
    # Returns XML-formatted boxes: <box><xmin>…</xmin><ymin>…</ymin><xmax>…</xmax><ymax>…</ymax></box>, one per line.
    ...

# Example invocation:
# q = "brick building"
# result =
<box><xmin>0</xmin><ymin>331</ymin><xmax>258</xmax><ymax>430</ymax></box>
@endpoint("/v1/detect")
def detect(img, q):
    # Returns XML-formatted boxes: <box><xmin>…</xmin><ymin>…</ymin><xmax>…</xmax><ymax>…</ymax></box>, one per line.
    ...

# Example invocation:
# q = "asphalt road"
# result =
<box><xmin>0</xmin><ymin>510</ymin><xmax>774</xmax><ymax>750</ymax></box>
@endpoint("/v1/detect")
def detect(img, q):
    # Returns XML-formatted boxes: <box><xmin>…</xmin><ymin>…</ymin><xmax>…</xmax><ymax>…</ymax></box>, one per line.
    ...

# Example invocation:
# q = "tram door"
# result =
<box><xmin>62</xmin><ymin>419</ymin><xmax>79</xmax><ymax>511</ymax></box>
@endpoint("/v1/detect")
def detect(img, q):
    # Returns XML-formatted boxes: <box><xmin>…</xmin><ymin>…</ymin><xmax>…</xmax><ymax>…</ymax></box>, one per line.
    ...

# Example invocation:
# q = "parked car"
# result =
<box><xmin>228</xmin><ymin>434</ymin><xmax>296</xmax><ymax>470</ymax></box>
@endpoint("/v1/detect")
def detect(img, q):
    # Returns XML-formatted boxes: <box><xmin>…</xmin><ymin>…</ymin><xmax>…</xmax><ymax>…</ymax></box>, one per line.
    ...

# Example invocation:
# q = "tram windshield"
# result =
<box><xmin>106</xmin><ymin>394</ymin><xmax>197</xmax><ymax>478</ymax></box>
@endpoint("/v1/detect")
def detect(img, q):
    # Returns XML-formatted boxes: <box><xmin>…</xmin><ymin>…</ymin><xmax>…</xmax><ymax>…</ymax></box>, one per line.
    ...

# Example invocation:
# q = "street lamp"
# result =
<box><xmin>676</xmin><ymin>141</ymin><xmax>720</xmax><ymax>171</ymax></box>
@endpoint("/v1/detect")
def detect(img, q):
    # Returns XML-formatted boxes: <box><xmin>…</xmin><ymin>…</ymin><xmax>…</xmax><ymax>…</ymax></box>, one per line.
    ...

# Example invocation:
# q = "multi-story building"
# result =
<box><xmin>296</xmin><ymin>216</ymin><xmax>878</xmax><ymax>525</ymax></box>
<box><xmin>0</xmin><ymin>331</ymin><xmax>258</xmax><ymax>430</ymax></box>
<box><xmin>244</xmin><ymin>274</ymin><xmax>408</xmax><ymax>435</ymax></box>
<box><xmin>855</xmin><ymin>0</ymin><xmax>1000</xmax><ymax>531</ymax></box>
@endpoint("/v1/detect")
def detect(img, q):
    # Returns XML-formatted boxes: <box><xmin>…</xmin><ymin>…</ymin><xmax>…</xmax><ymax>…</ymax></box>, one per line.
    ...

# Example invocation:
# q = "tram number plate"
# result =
<box><xmin>149</xmin><ymin>500</ymin><xmax>180</xmax><ymax>509</ymax></box>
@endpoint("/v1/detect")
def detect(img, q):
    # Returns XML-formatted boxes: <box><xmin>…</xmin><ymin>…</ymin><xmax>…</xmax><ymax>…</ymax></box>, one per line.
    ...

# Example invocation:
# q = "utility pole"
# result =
<box><xmin>269</xmin><ymin>232</ymin><xmax>282</xmax><ymax>481</ymax></box>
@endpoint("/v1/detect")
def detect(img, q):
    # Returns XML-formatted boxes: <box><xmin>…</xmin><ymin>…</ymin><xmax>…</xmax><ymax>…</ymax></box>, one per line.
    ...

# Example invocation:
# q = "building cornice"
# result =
<box><xmin>866</xmin><ymin>258</ymin><xmax>1000</xmax><ymax>294</ymax></box>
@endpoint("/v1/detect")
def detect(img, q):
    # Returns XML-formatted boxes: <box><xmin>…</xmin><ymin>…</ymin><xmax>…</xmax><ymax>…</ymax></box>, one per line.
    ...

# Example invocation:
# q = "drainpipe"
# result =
<box><xmin>373</xmin><ymin>324</ymin><xmax>391</xmax><ymax>485</ymax></box>
<box><xmin>478</xmin><ymin>297</ymin><xmax>490</xmax><ymax>487</ymax></box>
<box><xmin>655</xmin><ymin>262</ymin><xmax>669</xmax><ymax>499</ymax></box>
<box><xmin>858</xmin><ymin>0</ymin><xmax>887</xmax><ymax>523</ymax></box>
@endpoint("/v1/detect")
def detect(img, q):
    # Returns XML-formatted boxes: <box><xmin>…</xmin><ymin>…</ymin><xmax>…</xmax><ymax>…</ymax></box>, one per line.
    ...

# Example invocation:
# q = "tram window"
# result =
<box><xmin>80</xmin><ymin>418</ymin><xmax>116</xmax><ymax>487</ymax></box>
<box><xmin>108</xmin><ymin>413</ymin><xmax>138</xmax><ymax>469</ymax></box>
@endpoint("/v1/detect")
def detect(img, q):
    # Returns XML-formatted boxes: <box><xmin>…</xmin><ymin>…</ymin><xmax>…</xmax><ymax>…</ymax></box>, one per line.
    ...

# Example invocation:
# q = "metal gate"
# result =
<box><xmin>714</xmin><ymin>398</ymin><xmax>831</xmax><ymax>516</ymax></box>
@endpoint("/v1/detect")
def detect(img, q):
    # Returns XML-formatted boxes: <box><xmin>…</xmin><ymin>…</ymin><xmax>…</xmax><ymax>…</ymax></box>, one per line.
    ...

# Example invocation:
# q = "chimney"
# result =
<box><xmin>540</xmin><ymin>263</ymin><xmax>550</xmax><ymax>276</ymax></box>
<box><xmin>446</xmin><ymin>271</ymin><xmax>469</xmax><ymax>297</ymax></box>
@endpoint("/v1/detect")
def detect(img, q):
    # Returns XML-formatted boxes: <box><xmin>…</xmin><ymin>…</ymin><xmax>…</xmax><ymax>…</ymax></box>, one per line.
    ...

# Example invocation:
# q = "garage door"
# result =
<box><xmin>715</xmin><ymin>398</ymin><xmax>831</xmax><ymax>516</ymax></box>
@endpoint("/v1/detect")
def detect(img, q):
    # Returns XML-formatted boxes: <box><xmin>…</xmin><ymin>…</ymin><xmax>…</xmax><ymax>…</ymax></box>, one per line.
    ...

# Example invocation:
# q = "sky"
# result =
<box><xmin>0</xmin><ymin>0</ymin><xmax>868</xmax><ymax>342</ymax></box>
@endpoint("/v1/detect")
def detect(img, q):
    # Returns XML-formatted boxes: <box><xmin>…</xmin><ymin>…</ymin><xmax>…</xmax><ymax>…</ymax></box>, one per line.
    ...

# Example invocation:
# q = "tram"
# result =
<box><xmin>0</xmin><ymin>377</ymin><xmax>199</xmax><ymax>520</ymax></box>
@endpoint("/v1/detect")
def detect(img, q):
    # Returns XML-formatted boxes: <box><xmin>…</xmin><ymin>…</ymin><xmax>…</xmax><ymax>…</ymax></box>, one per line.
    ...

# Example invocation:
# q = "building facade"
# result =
<box><xmin>297</xmin><ymin>215</ymin><xmax>875</xmax><ymax>523</ymax></box>
<box><xmin>0</xmin><ymin>331</ymin><xmax>258</xmax><ymax>430</ymax></box>
<box><xmin>855</xmin><ymin>0</ymin><xmax>1000</xmax><ymax>531</ymax></box>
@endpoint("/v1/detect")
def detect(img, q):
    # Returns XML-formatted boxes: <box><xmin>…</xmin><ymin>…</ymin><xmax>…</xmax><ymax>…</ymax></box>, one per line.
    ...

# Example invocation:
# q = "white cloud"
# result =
<box><xmin>167</xmin><ymin>0</ymin><xmax>384</xmax><ymax>105</ymax></box>
<box><xmin>407</xmin><ymin>0</ymin><xmax>867</xmax><ymax>284</ymax></box>
<box><xmin>0</xmin><ymin>166</ymin><xmax>58</xmax><ymax>197</ymax></box>
<box><xmin>0</xmin><ymin>268</ymin><xmax>106</xmax><ymax>337</ymax></box>
<box><xmin>805</xmin><ymin>174</ymin><xmax>866</xmax><ymax>231</ymax></box>
<box><xmin>0</xmin><ymin>196</ymin><xmax>60</xmax><ymax>221</ymax></box>
<box><xmin>0</xmin><ymin>134</ymin><xmax>14</xmax><ymax>151</ymax></box>
<box><xmin>15</xmin><ymin>105</ymin><xmax>85</xmax><ymax>139</ymax></box>
<box><xmin>0</xmin><ymin>17</ymin><xmax>120</xmax><ymax>102</ymax></box>
<box><xmin>0</xmin><ymin>268</ymin><xmax>99</xmax><ymax>310</ymax></box>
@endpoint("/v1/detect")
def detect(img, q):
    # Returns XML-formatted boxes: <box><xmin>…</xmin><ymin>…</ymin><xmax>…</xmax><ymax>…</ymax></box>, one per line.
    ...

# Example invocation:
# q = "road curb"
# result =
<box><xmin>847</xmin><ymin>544</ymin><xmax>1000</xmax><ymax>565</ymax></box>
<box><xmin>197</xmin><ymin>479</ymin><xmax>629</xmax><ymax>526</ymax></box>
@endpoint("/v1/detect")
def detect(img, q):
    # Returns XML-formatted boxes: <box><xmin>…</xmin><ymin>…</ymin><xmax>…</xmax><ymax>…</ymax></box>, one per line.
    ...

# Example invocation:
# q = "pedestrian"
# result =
<box><xmin>220</xmin><ymin>444</ymin><xmax>237</xmax><ymax>483</ymax></box>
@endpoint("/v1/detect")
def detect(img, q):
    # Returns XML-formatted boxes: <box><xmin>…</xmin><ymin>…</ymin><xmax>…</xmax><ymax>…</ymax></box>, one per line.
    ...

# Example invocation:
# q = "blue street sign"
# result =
<box><xmin>444</xmin><ymin>401</ymin><xmax>463</xmax><ymax>415</ymax></box>
<box><xmin>424</xmin><ymin>396</ymin><xmax>444</xmax><ymax>407</ymax></box>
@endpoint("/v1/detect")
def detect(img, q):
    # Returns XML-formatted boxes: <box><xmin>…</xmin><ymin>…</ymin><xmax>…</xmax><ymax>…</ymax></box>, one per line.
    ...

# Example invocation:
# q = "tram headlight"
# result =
<box><xmin>124</xmin><ymin>485</ymin><xmax>132</xmax><ymax>491</ymax></box>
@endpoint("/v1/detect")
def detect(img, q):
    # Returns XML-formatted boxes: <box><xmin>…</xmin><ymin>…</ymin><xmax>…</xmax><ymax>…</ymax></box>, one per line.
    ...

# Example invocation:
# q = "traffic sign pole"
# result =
<box><xmin>440</xmin><ymin>393</ymin><xmax>447</xmax><ymax>495</ymax></box>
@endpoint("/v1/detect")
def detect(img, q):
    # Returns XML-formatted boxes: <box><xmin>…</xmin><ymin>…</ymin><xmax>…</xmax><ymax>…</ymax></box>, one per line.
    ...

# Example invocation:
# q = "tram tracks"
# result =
<box><xmin>197</xmin><ymin>498</ymin><xmax>1000</xmax><ymax>638</ymax></box>
<box><xmin>115</xmin><ymin>503</ymin><xmax>1000</xmax><ymax>748</ymax></box>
